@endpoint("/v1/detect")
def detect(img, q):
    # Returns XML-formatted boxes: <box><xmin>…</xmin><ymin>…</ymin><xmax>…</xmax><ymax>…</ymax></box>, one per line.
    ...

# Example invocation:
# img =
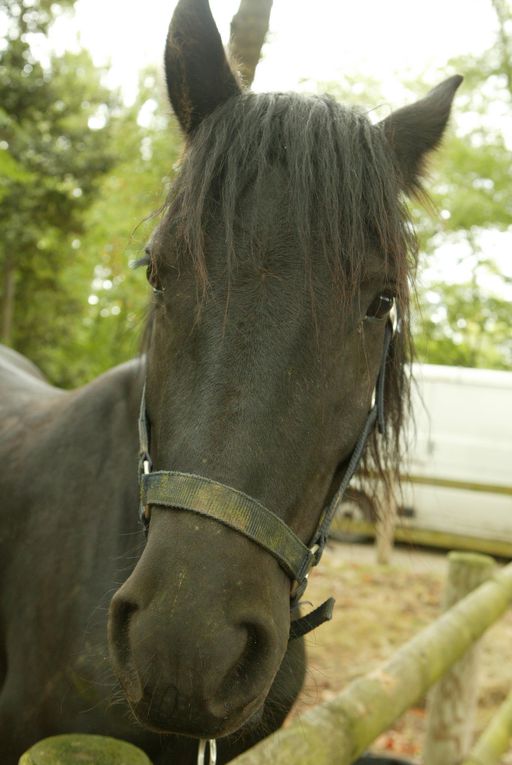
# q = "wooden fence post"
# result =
<box><xmin>422</xmin><ymin>552</ymin><xmax>496</xmax><ymax>765</ymax></box>
<box><xmin>229</xmin><ymin>559</ymin><xmax>512</xmax><ymax>765</ymax></box>
<box><xmin>19</xmin><ymin>734</ymin><xmax>151</xmax><ymax>765</ymax></box>
<box><xmin>375</xmin><ymin>491</ymin><xmax>396</xmax><ymax>565</ymax></box>
<box><xmin>461</xmin><ymin>688</ymin><xmax>512</xmax><ymax>765</ymax></box>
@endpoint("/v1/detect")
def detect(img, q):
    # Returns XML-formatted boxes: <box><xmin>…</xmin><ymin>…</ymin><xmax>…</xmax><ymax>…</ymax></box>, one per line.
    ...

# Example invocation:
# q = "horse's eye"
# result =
<box><xmin>146</xmin><ymin>260</ymin><xmax>165</xmax><ymax>295</ymax></box>
<box><xmin>366</xmin><ymin>291</ymin><xmax>395</xmax><ymax>319</ymax></box>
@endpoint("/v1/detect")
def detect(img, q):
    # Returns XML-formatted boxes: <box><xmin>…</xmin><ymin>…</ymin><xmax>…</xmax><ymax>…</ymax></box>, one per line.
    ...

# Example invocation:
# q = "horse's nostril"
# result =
<box><xmin>110</xmin><ymin>596</ymin><xmax>138</xmax><ymax>651</ymax></box>
<box><xmin>240</xmin><ymin>622</ymin><xmax>272</xmax><ymax>675</ymax></box>
<box><xmin>208</xmin><ymin>618</ymin><xmax>277</xmax><ymax>719</ymax></box>
<box><xmin>108</xmin><ymin>595</ymin><xmax>142</xmax><ymax>699</ymax></box>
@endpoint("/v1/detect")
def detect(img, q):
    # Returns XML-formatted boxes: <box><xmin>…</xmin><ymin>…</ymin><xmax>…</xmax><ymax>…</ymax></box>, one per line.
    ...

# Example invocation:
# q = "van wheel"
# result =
<box><xmin>330</xmin><ymin>489</ymin><xmax>377</xmax><ymax>542</ymax></box>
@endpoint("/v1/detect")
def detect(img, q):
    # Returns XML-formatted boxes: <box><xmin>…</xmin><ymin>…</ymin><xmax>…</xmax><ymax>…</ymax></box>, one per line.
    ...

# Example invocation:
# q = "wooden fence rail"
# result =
<box><xmin>230</xmin><ymin>557</ymin><xmax>512</xmax><ymax>765</ymax></box>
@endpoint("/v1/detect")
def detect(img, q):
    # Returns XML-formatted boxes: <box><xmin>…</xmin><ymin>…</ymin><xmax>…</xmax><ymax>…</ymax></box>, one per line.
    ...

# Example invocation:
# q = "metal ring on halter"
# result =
<box><xmin>198</xmin><ymin>738</ymin><xmax>217</xmax><ymax>765</ymax></box>
<box><xmin>141</xmin><ymin>459</ymin><xmax>151</xmax><ymax>524</ymax></box>
<box><xmin>289</xmin><ymin>542</ymin><xmax>320</xmax><ymax>599</ymax></box>
<box><xmin>389</xmin><ymin>302</ymin><xmax>400</xmax><ymax>333</ymax></box>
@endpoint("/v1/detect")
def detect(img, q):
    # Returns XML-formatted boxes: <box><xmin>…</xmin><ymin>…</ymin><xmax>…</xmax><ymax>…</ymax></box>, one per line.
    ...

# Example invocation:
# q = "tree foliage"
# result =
<box><xmin>405</xmin><ymin>0</ymin><xmax>512</xmax><ymax>370</ymax></box>
<box><xmin>0</xmin><ymin>0</ymin><xmax>117</xmax><ymax>376</ymax></box>
<box><xmin>326</xmin><ymin>2</ymin><xmax>512</xmax><ymax>371</ymax></box>
<box><xmin>1</xmin><ymin>0</ymin><xmax>510</xmax><ymax>386</ymax></box>
<box><xmin>59</xmin><ymin>73</ymin><xmax>182</xmax><ymax>386</ymax></box>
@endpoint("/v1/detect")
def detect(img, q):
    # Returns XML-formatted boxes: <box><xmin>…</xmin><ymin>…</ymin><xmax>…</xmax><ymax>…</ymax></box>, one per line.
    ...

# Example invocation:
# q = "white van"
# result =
<box><xmin>334</xmin><ymin>364</ymin><xmax>512</xmax><ymax>557</ymax></box>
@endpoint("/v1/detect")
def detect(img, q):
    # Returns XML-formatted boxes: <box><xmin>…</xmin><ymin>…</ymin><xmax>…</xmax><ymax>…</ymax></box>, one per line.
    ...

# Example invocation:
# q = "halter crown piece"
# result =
<box><xmin>138</xmin><ymin>315</ymin><xmax>397</xmax><ymax>640</ymax></box>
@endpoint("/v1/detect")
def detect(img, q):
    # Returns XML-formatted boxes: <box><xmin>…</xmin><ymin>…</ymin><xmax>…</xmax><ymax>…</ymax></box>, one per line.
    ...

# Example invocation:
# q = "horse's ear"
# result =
<box><xmin>164</xmin><ymin>0</ymin><xmax>241</xmax><ymax>135</ymax></box>
<box><xmin>379</xmin><ymin>75</ymin><xmax>463</xmax><ymax>196</ymax></box>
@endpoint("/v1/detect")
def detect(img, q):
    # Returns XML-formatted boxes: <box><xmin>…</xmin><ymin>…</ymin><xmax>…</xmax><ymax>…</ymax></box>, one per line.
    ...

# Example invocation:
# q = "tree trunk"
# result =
<box><xmin>1</xmin><ymin>258</ymin><xmax>16</xmax><ymax>345</ymax></box>
<box><xmin>20</xmin><ymin>734</ymin><xmax>151</xmax><ymax>765</ymax></box>
<box><xmin>229</xmin><ymin>0</ymin><xmax>273</xmax><ymax>87</ymax></box>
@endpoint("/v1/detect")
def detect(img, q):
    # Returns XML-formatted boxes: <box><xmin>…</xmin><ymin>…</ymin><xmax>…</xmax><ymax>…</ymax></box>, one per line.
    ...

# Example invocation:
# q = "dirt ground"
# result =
<box><xmin>289</xmin><ymin>540</ymin><xmax>512</xmax><ymax>763</ymax></box>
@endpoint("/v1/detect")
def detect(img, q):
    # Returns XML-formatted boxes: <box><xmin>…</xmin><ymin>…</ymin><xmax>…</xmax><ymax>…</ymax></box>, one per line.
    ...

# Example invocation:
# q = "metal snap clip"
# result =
<box><xmin>198</xmin><ymin>738</ymin><xmax>217</xmax><ymax>765</ymax></box>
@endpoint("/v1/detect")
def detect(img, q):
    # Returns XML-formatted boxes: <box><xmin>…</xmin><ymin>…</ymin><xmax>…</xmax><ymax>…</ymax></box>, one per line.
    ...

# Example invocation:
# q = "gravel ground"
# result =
<box><xmin>289</xmin><ymin>540</ymin><xmax>512</xmax><ymax>763</ymax></box>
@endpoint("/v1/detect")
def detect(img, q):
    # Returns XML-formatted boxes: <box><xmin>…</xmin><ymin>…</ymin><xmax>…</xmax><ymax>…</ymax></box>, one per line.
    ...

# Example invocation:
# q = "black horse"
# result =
<box><xmin>0</xmin><ymin>1</ymin><xmax>461</xmax><ymax>762</ymax></box>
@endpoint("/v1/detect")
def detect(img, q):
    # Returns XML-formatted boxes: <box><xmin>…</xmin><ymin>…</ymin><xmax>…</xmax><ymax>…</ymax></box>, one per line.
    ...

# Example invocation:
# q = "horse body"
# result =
<box><xmin>0</xmin><ymin>0</ymin><xmax>462</xmax><ymax>760</ymax></box>
<box><xmin>0</xmin><ymin>349</ymin><xmax>140</xmax><ymax>757</ymax></box>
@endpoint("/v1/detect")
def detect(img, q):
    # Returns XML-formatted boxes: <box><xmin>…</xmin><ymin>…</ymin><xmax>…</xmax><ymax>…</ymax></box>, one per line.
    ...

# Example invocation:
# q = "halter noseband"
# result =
<box><xmin>138</xmin><ymin>315</ymin><xmax>396</xmax><ymax>640</ymax></box>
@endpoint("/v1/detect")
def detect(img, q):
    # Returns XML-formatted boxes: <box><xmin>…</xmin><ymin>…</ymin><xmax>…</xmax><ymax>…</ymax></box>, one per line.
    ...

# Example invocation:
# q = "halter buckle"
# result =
<box><xmin>290</xmin><ymin>543</ymin><xmax>321</xmax><ymax>601</ymax></box>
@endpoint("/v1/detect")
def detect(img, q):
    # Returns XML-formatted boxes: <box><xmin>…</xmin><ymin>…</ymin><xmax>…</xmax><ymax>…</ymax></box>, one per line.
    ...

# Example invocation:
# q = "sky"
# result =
<box><xmin>49</xmin><ymin>0</ymin><xmax>499</xmax><ymax>103</ymax></box>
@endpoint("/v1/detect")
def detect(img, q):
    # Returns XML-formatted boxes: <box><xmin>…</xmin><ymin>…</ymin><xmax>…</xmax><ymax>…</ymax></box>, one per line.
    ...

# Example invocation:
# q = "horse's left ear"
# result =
<box><xmin>379</xmin><ymin>75</ymin><xmax>463</xmax><ymax>196</ymax></box>
<box><xmin>165</xmin><ymin>0</ymin><xmax>241</xmax><ymax>135</ymax></box>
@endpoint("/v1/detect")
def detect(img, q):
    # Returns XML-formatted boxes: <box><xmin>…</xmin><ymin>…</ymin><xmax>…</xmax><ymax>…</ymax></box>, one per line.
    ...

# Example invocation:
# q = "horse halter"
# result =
<box><xmin>138</xmin><ymin>312</ymin><xmax>397</xmax><ymax>640</ymax></box>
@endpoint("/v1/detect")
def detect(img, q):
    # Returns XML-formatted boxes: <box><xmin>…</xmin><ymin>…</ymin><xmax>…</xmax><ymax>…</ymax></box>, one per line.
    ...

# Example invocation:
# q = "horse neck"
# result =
<box><xmin>71</xmin><ymin>357</ymin><xmax>144</xmax><ymax>437</ymax></box>
<box><xmin>52</xmin><ymin>357</ymin><xmax>145</xmax><ymax>543</ymax></box>
<box><xmin>72</xmin><ymin>355</ymin><xmax>144</xmax><ymax>482</ymax></box>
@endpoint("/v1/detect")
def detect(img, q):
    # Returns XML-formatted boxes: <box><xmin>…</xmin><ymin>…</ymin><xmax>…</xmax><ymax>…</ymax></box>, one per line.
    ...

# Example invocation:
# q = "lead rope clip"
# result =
<box><xmin>198</xmin><ymin>738</ymin><xmax>217</xmax><ymax>765</ymax></box>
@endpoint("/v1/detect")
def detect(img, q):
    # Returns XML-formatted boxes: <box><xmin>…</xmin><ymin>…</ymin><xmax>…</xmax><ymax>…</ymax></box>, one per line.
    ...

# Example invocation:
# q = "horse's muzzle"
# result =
<box><xmin>107</xmin><ymin>510</ymin><xmax>290</xmax><ymax>737</ymax></box>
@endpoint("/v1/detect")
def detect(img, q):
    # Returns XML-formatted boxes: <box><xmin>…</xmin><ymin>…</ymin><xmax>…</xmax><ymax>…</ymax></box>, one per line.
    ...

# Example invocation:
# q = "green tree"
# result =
<box><xmin>0</xmin><ymin>0</ymin><xmax>117</xmax><ymax>378</ymax></box>
<box><xmin>410</xmin><ymin>0</ymin><xmax>512</xmax><ymax>369</ymax></box>
<box><xmin>321</xmin><ymin>2</ymin><xmax>512</xmax><ymax>371</ymax></box>
<box><xmin>57</xmin><ymin>70</ymin><xmax>183</xmax><ymax>385</ymax></box>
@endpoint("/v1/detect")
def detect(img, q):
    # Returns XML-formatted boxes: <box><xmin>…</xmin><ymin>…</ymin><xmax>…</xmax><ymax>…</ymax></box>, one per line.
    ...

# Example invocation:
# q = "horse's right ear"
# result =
<box><xmin>379</xmin><ymin>75</ymin><xmax>463</xmax><ymax>197</ymax></box>
<box><xmin>165</xmin><ymin>0</ymin><xmax>241</xmax><ymax>135</ymax></box>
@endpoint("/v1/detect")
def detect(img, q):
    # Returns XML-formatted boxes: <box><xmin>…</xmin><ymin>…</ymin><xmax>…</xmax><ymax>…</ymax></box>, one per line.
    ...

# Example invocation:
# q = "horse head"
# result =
<box><xmin>108</xmin><ymin>0</ymin><xmax>461</xmax><ymax>740</ymax></box>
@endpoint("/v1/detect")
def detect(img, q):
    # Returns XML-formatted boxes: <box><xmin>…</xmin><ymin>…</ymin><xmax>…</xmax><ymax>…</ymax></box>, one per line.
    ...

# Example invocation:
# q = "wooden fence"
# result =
<box><xmin>20</xmin><ymin>553</ymin><xmax>512</xmax><ymax>765</ymax></box>
<box><xmin>230</xmin><ymin>552</ymin><xmax>512</xmax><ymax>765</ymax></box>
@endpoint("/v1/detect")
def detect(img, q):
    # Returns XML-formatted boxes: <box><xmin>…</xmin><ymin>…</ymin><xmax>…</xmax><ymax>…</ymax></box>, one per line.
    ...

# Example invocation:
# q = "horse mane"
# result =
<box><xmin>152</xmin><ymin>90</ymin><xmax>418</xmax><ymax>509</ymax></box>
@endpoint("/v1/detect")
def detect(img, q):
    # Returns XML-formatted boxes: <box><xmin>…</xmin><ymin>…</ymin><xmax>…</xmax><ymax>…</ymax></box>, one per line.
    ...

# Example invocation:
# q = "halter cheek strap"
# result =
<box><xmin>138</xmin><ymin>317</ymin><xmax>396</xmax><ymax>639</ymax></box>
